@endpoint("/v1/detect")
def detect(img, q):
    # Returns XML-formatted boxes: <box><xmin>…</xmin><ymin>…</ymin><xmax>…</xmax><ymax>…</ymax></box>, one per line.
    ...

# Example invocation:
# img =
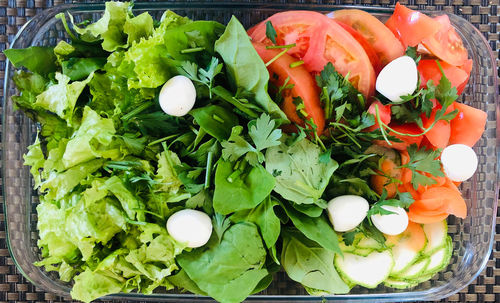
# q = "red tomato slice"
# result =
<box><xmin>420</xmin><ymin>105</ymin><xmax>454</xmax><ymax>149</ymax></box>
<box><xmin>385</xmin><ymin>3</ymin><xmax>441</xmax><ymax>48</ymax></box>
<box><xmin>335</xmin><ymin>20</ymin><xmax>382</xmax><ymax>74</ymax></box>
<box><xmin>418</xmin><ymin>59</ymin><xmax>469</xmax><ymax>95</ymax></box>
<box><xmin>252</xmin><ymin>42</ymin><xmax>325</xmax><ymax>135</ymax></box>
<box><xmin>457</xmin><ymin>59</ymin><xmax>473</xmax><ymax>95</ymax></box>
<box><xmin>329</xmin><ymin>9</ymin><xmax>405</xmax><ymax>66</ymax></box>
<box><xmin>365</xmin><ymin>100</ymin><xmax>391</xmax><ymax>132</ymax></box>
<box><xmin>421</xmin><ymin>15</ymin><xmax>468</xmax><ymax>67</ymax></box>
<box><xmin>375</xmin><ymin>123</ymin><xmax>424</xmax><ymax>151</ymax></box>
<box><xmin>248</xmin><ymin>11</ymin><xmax>376</xmax><ymax>97</ymax></box>
<box><xmin>449</xmin><ymin>102</ymin><xmax>487</xmax><ymax>147</ymax></box>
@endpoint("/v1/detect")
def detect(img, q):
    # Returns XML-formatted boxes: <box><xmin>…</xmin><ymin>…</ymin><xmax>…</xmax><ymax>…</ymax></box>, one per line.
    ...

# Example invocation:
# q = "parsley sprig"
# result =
<box><xmin>375</xmin><ymin>61</ymin><xmax>459</xmax><ymax>146</ymax></box>
<box><xmin>366</xmin><ymin>189</ymin><xmax>415</xmax><ymax>218</ymax></box>
<box><xmin>401</xmin><ymin>144</ymin><xmax>444</xmax><ymax>189</ymax></box>
<box><xmin>178</xmin><ymin>57</ymin><xmax>223</xmax><ymax>98</ymax></box>
<box><xmin>221</xmin><ymin>113</ymin><xmax>282</xmax><ymax>166</ymax></box>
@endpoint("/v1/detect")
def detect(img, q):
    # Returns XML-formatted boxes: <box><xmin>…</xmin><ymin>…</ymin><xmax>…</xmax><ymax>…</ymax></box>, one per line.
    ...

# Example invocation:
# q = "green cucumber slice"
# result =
<box><xmin>351</xmin><ymin>247</ymin><xmax>374</xmax><ymax>257</ymax></box>
<box><xmin>356</xmin><ymin>236</ymin><xmax>385</xmax><ymax>251</ymax></box>
<box><xmin>383</xmin><ymin>278</ymin><xmax>419</xmax><ymax>289</ymax></box>
<box><xmin>390</xmin><ymin>242</ymin><xmax>420</xmax><ymax>275</ymax></box>
<box><xmin>393</xmin><ymin>257</ymin><xmax>430</xmax><ymax>280</ymax></box>
<box><xmin>423</xmin><ymin>236</ymin><xmax>453</xmax><ymax>275</ymax></box>
<box><xmin>339</xmin><ymin>241</ymin><xmax>356</xmax><ymax>253</ymax></box>
<box><xmin>423</xmin><ymin>220</ymin><xmax>448</xmax><ymax>255</ymax></box>
<box><xmin>335</xmin><ymin>251</ymin><xmax>393</xmax><ymax>289</ymax></box>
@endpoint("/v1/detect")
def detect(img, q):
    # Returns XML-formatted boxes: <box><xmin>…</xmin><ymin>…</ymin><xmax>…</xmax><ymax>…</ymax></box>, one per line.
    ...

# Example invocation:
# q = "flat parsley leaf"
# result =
<box><xmin>212</xmin><ymin>213</ymin><xmax>231</xmax><ymax>244</ymax></box>
<box><xmin>221</xmin><ymin>113</ymin><xmax>282</xmax><ymax>166</ymax></box>
<box><xmin>367</xmin><ymin>189</ymin><xmax>415</xmax><ymax>217</ymax></box>
<box><xmin>402</xmin><ymin>144</ymin><xmax>444</xmax><ymax>190</ymax></box>
<box><xmin>178</xmin><ymin>57</ymin><xmax>223</xmax><ymax>98</ymax></box>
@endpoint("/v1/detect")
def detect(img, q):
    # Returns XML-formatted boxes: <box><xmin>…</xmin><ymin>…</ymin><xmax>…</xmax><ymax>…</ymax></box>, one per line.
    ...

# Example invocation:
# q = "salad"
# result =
<box><xmin>4</xmin><ymin>2</ymin><xmax>487</xmax><ymax>303</ymax></box>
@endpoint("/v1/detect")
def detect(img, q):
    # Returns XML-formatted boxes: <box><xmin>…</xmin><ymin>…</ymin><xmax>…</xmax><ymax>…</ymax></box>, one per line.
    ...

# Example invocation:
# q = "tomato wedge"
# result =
<box><xmin>375</xmin><ymin>123</ymin><xmax>424</xmax><ymax>151</ymax></box>
<box><xmin>385</xmin><ymin>3</ymin><xmax>441</xmax><ymax>48</ymax></box>
<box><xmin>252</xmin><ymin>42</ymin><xmax>325</xmax><ymax>135</ymax></box>
<box><xmin>449</xmin><ymin>102</ymin><xmax>487</xmax><ymax>147</ymax></box>
<box><xmin>329</xmin><ymin>9</ymin><xmax>405</xmax><ymax>66</ymax></box>
<box><xmin>418</xmin><ymin>59</ymin><xmax>469</xmax><ymax>95</ymax></box>
<box><xmin>248</xmin><ymin>11</ymin><xmax>376</xmax><ymax>97</ymax></box>
<box><xmin>420</xmin><ymin>104</ymin><xmax>455</xmax><ymax>149</ymax></box>
<box><xmin>335</xmin><ymin>20</ymin><xmax>382</xmax><ymax>74</ymax></box>
<box><xmin>421</xmin><ymin>15</ymin><xmax>468</xmax><ymax>67</ymax></box>
<box><xmin>366</xmin><ymin>100</ymin><xmax>391</xmax><ymax>132</ymax></box>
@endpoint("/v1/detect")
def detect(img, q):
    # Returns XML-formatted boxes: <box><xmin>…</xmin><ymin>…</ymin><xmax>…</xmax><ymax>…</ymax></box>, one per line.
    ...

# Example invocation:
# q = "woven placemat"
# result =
<box><xmin>0</xmin><ymin>0</ymin><xmax>498</xmax><ymax>302</ymax></box>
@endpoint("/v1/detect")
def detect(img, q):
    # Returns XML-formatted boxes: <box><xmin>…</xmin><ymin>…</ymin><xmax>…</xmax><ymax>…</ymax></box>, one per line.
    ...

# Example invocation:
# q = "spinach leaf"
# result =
<box><xmin>281</xmin><ymin>229</ymin><xmax>349</xmax><ymax>295</ymax></box>
<box><xmin>292</xmin><ymin>203</ymin><xmax>324</xmax><ymax>217</ymax></box>
<box><xmin>230</xmin><ymin>196</ymin><xmax>280</xmax><ymax>251</ymax></box>
<box><xmin>281</xmin><ymin>202</ymin><xmax>341</xmax><ymax>254</ymax></box>
<box><xmin>167</xmin><ymin>269</ymin><xmax>208</xmax><ymax>296</ymax></box>
<box><xmin>4</xmin><ymin>46</ymin><xmax>57</xmax><ymax>75</ymax></box>
<box><xmin>265</xmin><ymin>137</ymin><xmax>338</xmax><ymax>205</ymax></box>
<box><xmin>190</xmin><ymin>105</ymin><xmax>239</xmax><ymax>141</ymax></box>
<box><xmin>213</xmin><ymin>160</ymin><xmax>275</xmax><ymax>215</ymax></box>
<box><xmin>214</xmin><ymin>16</ymin><xmax>287</xmax><ymax>121</ymax></box>
<box><xmin>177</xmin><ymin>222</ymin><xmax>268</xmax><ymax>303</ymax></box>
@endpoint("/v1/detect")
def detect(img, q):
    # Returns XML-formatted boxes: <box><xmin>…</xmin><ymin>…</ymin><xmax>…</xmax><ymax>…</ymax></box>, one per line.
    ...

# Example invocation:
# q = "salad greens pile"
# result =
<box><xmin>5</xmin><ymin>2</ymin><xmax>440</xmax><ymax>303</ymax></box>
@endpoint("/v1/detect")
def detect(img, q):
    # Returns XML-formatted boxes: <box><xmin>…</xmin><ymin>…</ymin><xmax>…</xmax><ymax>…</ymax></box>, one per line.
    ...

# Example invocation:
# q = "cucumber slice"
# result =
<box><xmin>364</xmin><ymin>145</ymin><xmax>401</xmax><ymax>165</ymax></box>
<box><xmin>339</xmin><ymin>241</ymin><xmax>356</xmax><ymax>253</ymax></box>
<box><xmin>356</xmin><ymin>236</ymin><xmax>384</xmax><ymax>251</ymax></box>
<box><xmin>383</xmin><ymin>278</ymin><xmax>419</xmax><ymax>289</ymax></box>
<box><xmin>423</xmin><ymin>236</ymin><xmax>453</xmax><ymax>275</ymax></box>
<box><xmin>351</xmin><ymin>247</ymin><xmax>374</xmax><ymax>257</ymax></box>
<box><xmin>393</xmin><ymin>257</ymin><xmax>430</xmax><ymax>280</ymax></box>
<box><xmin>335</xmin><ymin>251</ymin><xmax>393</xmax><ymax>288</ymax></box>
<box><xmin>390</xmin><ymin>242</ymin><xmax>420</xmax><ymax>275</ymax></box>
<box><xmin>423</xmin><ymin>220</ymin><xmax>448</xmax><ymax>255</ymax></box>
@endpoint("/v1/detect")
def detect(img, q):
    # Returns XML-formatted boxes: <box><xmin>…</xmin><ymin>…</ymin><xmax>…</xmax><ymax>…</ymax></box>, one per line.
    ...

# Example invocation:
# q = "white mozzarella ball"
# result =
<box><xmin>166</xmin><ymin>209</ymin><xmax>212</xmax><ymax>248</ymax></box>
<box><xmin>327</xmin><ymin>195</ymin><xmax>369</xmax><ymax>232</ymax></box>
<box><xmin>375</xmin><ymin>56</ymin><xmax>418</xmax><ymax>102</ymax></box>
<box><xmin>159</xmin><ymin>75</ymin><xmax>196</xmax><ymax>117</ymax></box>
<box><xmin>441</xmin><ymin>144</ymin><xmax>478</xmax><ymax>182</ymax></box>
<box><xmin>370</xmin><ymin>206</ymin><xmax>408</xmax><ymax>236</ymax></box>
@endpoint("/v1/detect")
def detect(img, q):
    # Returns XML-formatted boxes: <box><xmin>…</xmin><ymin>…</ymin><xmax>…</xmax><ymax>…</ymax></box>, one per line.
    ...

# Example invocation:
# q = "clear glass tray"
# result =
<box><xmin>2</xmin><ymin>2</ymin><xmax>498</xmax><ymax>302</ymax></box>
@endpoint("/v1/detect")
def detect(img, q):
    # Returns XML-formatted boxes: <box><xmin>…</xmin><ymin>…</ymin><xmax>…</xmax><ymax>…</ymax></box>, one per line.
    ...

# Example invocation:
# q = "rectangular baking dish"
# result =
<box><xmin>3</xmin><ymin>1</ymin><xmax>498</xmax><ymax>302</ymax></box>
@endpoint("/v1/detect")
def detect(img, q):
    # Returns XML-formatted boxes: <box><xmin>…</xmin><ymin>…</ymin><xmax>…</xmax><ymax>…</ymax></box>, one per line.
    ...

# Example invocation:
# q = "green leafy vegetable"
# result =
<box><xmin>222</xmin><ymin>113</ymin><xmax>282</xmax><ymax>166</ymax></box>
<box><xmin>213</xmin><ymin>160</ymin><xmax>275</xmax><ymax>215</ymax></box>
<box><xmin>367</xmin><ymin>189</ymin><xmax>415</xmax><ymax>217</ymax></box>
<box><xmin>281</xmin><ymin>229</ymin><xmax>349</xmax><ymax>294</ymax></box>
<box><xmin>190</xmin><ymin>105</ymin><xmax>239</xmax><ymax>141</ymax></box>
<box><xmin>265</xmin><ymin>136</ymin><xmax>338</xmax><ymax>205</ymax></box>
<box><xmin>4</xmin><ymin>46</ymin><xmax>57</xmax><ymax>75</ymax></box>
<box><xmin>177</xmin><ymin>222</ymin><xmax>268</xmax><ymax>303</ymax></box>
<box><xmin>401</xmin><ymin>144</ymin><xmax>444</xmax><ymax>189</ymax></box>
<box><xmin>265</xmin><ymin>21</ymin><xmax>278</xmax><ymax>44</ymax></box>
<box><xmin>215</xmin><ymin>16</ymin><xmax>287</xmax><ymax>121</ymax></box>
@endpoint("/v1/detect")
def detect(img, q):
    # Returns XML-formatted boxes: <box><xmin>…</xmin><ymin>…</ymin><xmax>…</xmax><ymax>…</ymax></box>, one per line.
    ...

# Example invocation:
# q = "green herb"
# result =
<box><xmin>212</xmin><ymin>213</ymin><xmax>231</xmax><ymax>244</ymax></box>
<box><xmin>367</xmin><ymin>189</ymin><xmax>415</xmax><ymax>217</ymax></box>
<box><xmin>281</xmin><ymin>228</ymin><xmax>349</xmax><ymax>294</ymax></box>
<box><xmin>405</xmin><ymin>46</ymin><xmax>421</xmax><ymax>64</ymax></box>
<box><xmin>178</xmin><ymin>57</ymin><xmax>223</xmax><ymax>98</ymax></box>
<box><xmin>265</xmin><ymin>21</ymin><xmax>278</xmax><ymax>44</ymax></box>
<box><xmin>401</xmin><ymin>144</ymin><xmax>444</xmax><ymax>189</ymax></box>
<box><xmin>221</xmin><ymin>113</ymin><xmax>282</xmax><ymax>166</ymax></box>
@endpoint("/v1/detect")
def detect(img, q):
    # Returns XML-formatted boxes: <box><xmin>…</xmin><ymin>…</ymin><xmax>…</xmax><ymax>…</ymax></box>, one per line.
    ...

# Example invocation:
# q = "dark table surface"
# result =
<box><xmin>0</xmin><ymin>0</ymin><xmax>498</xmax><ymax>302</ymax></box>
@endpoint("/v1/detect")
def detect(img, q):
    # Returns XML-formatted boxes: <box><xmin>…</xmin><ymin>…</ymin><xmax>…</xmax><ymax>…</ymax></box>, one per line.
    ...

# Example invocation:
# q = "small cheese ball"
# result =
<box><xmin>166</xmin><ymin>209</ymin><xmax>212</xmax><ymax>248</ymax></box>
<box><xmin>159</xmin><ymin>75</ymin><xmax>196</xmax><ymax>117</ymax></box>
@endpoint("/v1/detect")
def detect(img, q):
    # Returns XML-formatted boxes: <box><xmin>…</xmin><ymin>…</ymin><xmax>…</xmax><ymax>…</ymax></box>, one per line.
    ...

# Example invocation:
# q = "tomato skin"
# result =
<box><xmin>249</xmin><ymin>11</ymin><xmax>376</xmax><ymax>97</ymax></box>
<box><xmin>385</xmin><ymin>3</ymin><xmax>441</xmax><ymax>48</ymax></box>
<box><xmin>421</xmin><ymin>15</ymin><xmax>468</xmax><ymax>67</ymax></box>
<box><xmin>366</xmin><ymin>100</ymin><xmax>391</xmax><ymax>132</ymax></box>
<box><xmin>330</xmin><ymin>9</ymin><xmax>405</xmax><ymax>67</ymax></box>
<box><xmin>448</xmin><ymin>102</ymin><xmax>487</xmax><ymax>147</ymax></box>
<box><xmin>252</xmin><ymin>42</ymin><xmax>325</xmax><ymax>135</ymax></box>
<box><xmin>457</xmin><ymin>59</ymin><xmax>473</xmax><ymax>95</ymax></box>
<box><xmin>375</xmin><ymin>123</ymin><xmax>424</xmax><ymax>151</ymax></box>
<box><xmin>418</xmin><ymin>59</ymin><xmax>469</xmax><ymax>95</ymax></box>
<box><xmin>335</xmin><ymin>20</ymin><xmax>382</xmax><ymax>74</ymax></box>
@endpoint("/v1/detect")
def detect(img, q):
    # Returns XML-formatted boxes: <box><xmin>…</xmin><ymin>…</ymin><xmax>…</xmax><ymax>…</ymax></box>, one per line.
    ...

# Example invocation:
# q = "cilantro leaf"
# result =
<box><xmin>367</xmin><ymin>189</ymin><xmax>415</xmax><ymax>217</ymax></box>
<box><xmin>265</xmin><ymin>21</ymin><xmax>278</xmax><ymax>44</ymax></box>
<box><xmin>221</xmin><ymin>113</ymin><xmax>282</xmax><ymax>166</ymax></box>
<box><xmin>178</xmin><ymin>57</ymin><xmax>223</xmax><ymax>98</ymax></box>
<box><xmin>342</xmin><ymin>230</ymin><xmax>357</xmax><ymax>246</ymax></box>
<box><xmin>404</xmin><ymin>46</ymin><xmax>421</xmax><ymax>64</ymax></box>
<box><xmin>402</xmin><ymin>144</ymin><xmax>444</xmax><ymax>190</ymax></box>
